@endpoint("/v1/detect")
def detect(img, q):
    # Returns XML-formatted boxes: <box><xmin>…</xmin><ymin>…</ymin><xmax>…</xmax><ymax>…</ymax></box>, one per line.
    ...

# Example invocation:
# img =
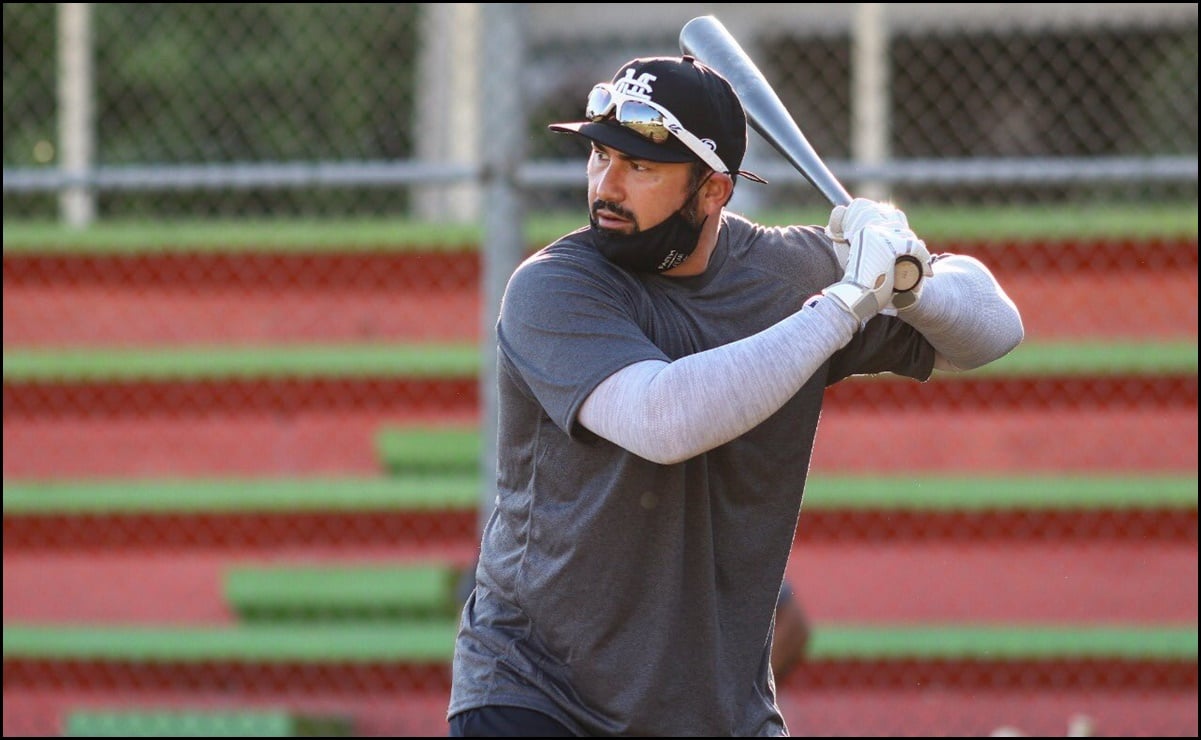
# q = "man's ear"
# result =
<box><xmin>706</xmin><ymin>172</ymin><xmax>735</xmax><ymax>212</ymax></box>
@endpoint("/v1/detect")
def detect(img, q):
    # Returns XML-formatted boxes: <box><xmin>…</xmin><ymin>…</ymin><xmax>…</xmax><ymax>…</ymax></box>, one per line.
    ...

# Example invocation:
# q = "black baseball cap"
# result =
<box><xmin>549</xmin><ymin>55</ymin><xmax>766</xmax><ymax>183</ymax></box>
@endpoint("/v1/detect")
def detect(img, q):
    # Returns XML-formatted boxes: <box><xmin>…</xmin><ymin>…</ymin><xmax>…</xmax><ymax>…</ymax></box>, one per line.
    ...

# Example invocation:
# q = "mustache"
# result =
<box><xmin>591</xmin><ymin>199</ymin><xmax>636</xmax><ymax>222</ymax></box>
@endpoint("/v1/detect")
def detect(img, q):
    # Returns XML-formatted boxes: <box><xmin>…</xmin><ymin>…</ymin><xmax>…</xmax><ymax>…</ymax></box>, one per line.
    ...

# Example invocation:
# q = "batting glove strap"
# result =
<box><xmin>825</xmin><ymin>222</ymin><xmax>921</xmax><ymax>324</ymax></box>
<box><xmin>822</xmin><ymin>280</ymin><xmax>884</xmax><ymax>325</ymax></box>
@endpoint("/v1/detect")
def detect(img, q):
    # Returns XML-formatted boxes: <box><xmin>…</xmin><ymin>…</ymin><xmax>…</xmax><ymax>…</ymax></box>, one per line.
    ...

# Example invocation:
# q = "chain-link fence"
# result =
<box><xmin>3</xmin><ymin>3</ymin><xmax>1197</xmax><ymax>737</ymax></box>
<box><xmin>4</xmin><ymin>4</ymin><xmax>1197</xmax><ymax>218</ymax></box>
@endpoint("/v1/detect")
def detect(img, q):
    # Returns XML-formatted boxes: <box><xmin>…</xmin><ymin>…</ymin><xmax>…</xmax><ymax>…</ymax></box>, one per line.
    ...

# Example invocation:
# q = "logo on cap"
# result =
<box><xmin>613</xmin><ymin>69</ymin><xmax>657</xmax><ymax>101</ymax></box>
<box><xmin>615</xmin><ymin>67</ymin><xmax>721</xmax><ymax>155</ymax></box>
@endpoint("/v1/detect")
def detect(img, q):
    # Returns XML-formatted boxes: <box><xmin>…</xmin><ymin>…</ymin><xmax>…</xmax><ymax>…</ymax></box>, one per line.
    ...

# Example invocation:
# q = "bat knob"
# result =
<box><xmin>893</xmin><ymin>256</ymin><xmax>923</xmax><ymax>293</ymax></box>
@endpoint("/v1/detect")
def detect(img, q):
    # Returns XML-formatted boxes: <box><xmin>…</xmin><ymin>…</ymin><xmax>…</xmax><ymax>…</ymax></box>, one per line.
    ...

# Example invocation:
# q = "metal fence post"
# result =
<box><xmin>477</xmin><ymin>3</ymin><xmax>528</xmax><ymax>537</ymax></box>
<box><xmin>852</xmin><ymin>2</ymin><xmax>890</xmax><ymax>202</ymax></box>
<box><xmin>414</xmin><ymin>3</ymin><xmax>483</xmax><ymax>223</ymax></box>
<box><xmin>57</xmin><ymin>2</ymin><xmax>95</xmax><ymax>226</ymax></box>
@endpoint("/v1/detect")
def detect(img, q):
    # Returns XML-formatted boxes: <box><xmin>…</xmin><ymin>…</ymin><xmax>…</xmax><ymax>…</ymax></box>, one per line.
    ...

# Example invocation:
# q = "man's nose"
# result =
<box><xmin>592</xmin><ymin>161</ymin><xmax>624</xmax><ymax>203</ymax></box>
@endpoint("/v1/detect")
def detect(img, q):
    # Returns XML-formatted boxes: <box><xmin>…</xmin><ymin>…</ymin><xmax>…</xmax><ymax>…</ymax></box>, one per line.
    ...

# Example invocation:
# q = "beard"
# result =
<box><xmin>588</xmin><ymin>184</ymin><xmax>708</xmax><ymax>273</ymax></box>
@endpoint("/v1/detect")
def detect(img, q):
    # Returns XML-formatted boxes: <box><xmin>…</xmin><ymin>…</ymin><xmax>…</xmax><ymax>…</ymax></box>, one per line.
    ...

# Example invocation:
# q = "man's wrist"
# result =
<box><xmin>822</xmin><ymin>281</ymin><xmax>878</xmax><ymax>324</ymax></box>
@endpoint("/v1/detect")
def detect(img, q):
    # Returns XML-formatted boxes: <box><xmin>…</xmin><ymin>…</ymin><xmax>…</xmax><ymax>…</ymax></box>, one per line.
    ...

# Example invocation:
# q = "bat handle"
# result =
<box><xmin>830</xmin><ymin>191</ymin><xmax>921</xmax><ymax>294</ymax></box>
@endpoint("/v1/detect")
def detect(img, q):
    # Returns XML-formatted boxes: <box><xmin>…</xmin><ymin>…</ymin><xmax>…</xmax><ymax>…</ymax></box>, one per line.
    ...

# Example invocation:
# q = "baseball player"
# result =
<box><xmin>448</xmin><ymin>55</ymin><xmax>1023</xmax><ymax>736</ymax></box>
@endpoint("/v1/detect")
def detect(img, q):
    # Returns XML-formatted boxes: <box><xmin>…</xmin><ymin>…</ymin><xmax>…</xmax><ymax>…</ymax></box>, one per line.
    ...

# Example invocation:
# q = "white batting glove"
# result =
<box><xmin>826</xmin><ymin>198</ymin><xmax>933</xmax><ymax>296</ymax></box>
<box><xmin>823</xmin><ymin>206</ymin><xmax>853</xmax><ymax>270</ymax></box>
<box><xmin>822</xmin><ymin>223</ymin><xmax>931</xmax><ymax>324</ymax></box>
<box><xmin>830</xmin><ymin>198</ymin><xmax>912</xmax><ymax>238</ymax></box>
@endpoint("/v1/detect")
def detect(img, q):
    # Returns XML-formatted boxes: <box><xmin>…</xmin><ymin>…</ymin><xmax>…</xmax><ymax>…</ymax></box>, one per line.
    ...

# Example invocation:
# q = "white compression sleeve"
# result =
<box><xmin>895</xmin><ymin>254</ymin><xmax>1024</xmax><ymax>371</ymax></box>
<box><xmin>578</xmin><ymin>297</ymin><xmax>857</xmax><ymax>465</ymax></box>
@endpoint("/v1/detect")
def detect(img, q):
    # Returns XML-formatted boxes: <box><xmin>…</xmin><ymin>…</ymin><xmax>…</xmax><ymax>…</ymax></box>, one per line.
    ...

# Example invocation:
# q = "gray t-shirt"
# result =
<box><xmin>449</xmin><ymin>212</ymin><xmax>934</xmax><ymax>736</ymax></box>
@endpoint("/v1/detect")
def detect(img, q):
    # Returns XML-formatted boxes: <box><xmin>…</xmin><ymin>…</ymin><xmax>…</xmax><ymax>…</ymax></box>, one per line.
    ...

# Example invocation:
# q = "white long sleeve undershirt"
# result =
<box><xmin>897</xmin><ymin>254</ymin><xmax>1024</xmax><ymax>372</ymax></box>
<box><xmin>577</xmin><ymin>253</ymin><xmax>1023</xmax><ymax>465</ymax></box>
<box><xmin>578</xmin><ymin>296</ymin><xmax>857</xmax><ymax>465</ymax></box>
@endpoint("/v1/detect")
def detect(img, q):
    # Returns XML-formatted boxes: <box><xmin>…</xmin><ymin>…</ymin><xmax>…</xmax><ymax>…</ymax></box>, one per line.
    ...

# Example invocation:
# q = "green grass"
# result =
<box><xmin>4</xmin><ymin>201</ymin><xmax>1196</xmax><ymax>255</ymax></box>
<box><xmin>3</xmin><ymin>339</ymin><xmax>1194</xmax><ymax>383</ymax></box>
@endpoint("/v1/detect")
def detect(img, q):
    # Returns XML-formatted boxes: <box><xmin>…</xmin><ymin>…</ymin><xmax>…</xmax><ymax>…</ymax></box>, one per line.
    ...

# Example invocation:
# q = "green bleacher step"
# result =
<box><xmin>2</xmin><ymin>475</ymin><xmax>480</xmax><ymax>515</ymax></box>
<box><xmin>3</xmin><ymin>339</ymin><xmax>1195</xmax><ymax>383</ymax></box>
<box><xmin>3</xmin><ymin>204</ymin><xmax>1197</xmax><ymax>255</ymax></box>
<box><xmin>3</xmin><ymin>622</ymin><xmax>459</xmax><ymax>663</ymax></box>
<box><xmin>807</xmin><ymin>624</ymin><xmax>1198</xmax><ymax>660</ymax></box>
<box><xmin>376</xmin><ymin>426</ymin><xmax>480</xmax><ymax>475</ymax></box>
<box><xmin>4</xmin><ymin>473</ymin><xmax>1196</xmax><ymax>515</ymax></box>
<box><xmin>4</xmin><ymin>623</ymin><xmax>1194</xmax><ymax>663</ymax></box>
<box><xmin>225</xmin><ymin>563</ymin><xmax>463</xmax><ymax>621</ymax></box>
<box><xmin>65</xmin><ymin>709</ymin><xmax>351</xmax><ymax>738</ymax></box>
<box><xmin>1</xmin><ymin>343</ymin><xmax>479</xmax><ymax>383</ymax></box>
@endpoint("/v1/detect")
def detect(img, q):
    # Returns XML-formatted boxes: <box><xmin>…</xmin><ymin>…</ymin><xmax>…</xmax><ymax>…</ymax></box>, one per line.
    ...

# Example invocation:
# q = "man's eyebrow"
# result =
<box><xmin>594</xmin><ymin>143</ymin><xmax>651</xmax><ymax>165</ymax></box>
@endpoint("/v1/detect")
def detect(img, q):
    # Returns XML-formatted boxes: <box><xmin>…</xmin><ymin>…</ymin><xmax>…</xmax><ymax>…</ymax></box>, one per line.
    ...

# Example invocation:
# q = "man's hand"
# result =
<box><xmin>822</xmin><ymin>200</ymin><xmax>931</xmax><ymax>324</ymax></box>
<box><xmin>825</xmin><ymin>199</ymin><xmax>933</xmax><ymax>301</ymax></box>
<box><xmin>825</xmin><ymin>198</ymin><xmax>911</xmax><ymax>247</ymax></box>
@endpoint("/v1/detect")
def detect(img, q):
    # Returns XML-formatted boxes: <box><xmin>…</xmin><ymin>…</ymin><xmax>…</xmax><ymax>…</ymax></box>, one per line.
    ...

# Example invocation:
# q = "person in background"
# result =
<box><xmin>771</xmin><ymin>582</ymin><xmax>811</xmax><ymax>680</ymax></box>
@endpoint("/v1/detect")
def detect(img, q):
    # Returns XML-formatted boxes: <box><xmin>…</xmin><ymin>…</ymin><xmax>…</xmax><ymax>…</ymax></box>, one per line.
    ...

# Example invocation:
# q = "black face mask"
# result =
<box><xmin>588</xmin><ymin>175</ymin><xmax>712</xmax><ymax>273</ymax></box>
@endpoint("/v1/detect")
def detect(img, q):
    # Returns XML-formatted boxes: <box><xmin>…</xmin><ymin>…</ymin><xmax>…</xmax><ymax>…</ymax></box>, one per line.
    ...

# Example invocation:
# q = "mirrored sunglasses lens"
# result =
<box><xmin>615</xmin><ymin>101</ymin><xmax>670</xmax><ymax>143</ymax></box>
<box><xmin>585</xmin><ymin>86</ymin><xmax>614</xmax><ymax>121</ymax></box>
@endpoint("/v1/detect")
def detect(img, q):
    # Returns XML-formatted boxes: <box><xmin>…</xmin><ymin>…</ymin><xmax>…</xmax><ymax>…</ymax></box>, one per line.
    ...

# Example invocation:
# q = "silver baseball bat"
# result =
<box><xmin>680</xmin><ymin>15</ymin><xmax>921</xmax><ymax>292</ymax></box>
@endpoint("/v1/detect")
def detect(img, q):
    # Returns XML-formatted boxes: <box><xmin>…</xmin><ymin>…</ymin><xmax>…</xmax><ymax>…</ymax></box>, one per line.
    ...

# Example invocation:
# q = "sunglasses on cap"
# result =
<box><xmin>585</xmin><ymin>83</ymin><xmax>731</xmax><ymax>176</ymax></box>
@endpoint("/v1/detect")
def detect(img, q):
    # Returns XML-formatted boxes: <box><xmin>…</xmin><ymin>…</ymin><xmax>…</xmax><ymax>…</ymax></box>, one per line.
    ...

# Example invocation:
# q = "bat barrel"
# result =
<box><xmin>680</xmin><ymin>16</ymin><xmax>852</xmax><ymax>207</ymax></box>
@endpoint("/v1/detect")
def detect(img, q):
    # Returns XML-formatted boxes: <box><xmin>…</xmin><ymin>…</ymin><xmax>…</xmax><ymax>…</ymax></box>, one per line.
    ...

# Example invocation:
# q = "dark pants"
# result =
<box><xmin>449</xmin><ymin>706</ymin><xmax>575</xmax><ymax>737</ymax></box>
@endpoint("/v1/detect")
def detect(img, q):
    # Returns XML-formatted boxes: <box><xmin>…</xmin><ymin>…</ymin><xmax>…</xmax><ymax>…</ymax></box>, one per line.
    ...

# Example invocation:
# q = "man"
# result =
<box><xmin>448</xmin><ymin>55</ymin><xmax>1023</xmax><ymax>736</ymax></box>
